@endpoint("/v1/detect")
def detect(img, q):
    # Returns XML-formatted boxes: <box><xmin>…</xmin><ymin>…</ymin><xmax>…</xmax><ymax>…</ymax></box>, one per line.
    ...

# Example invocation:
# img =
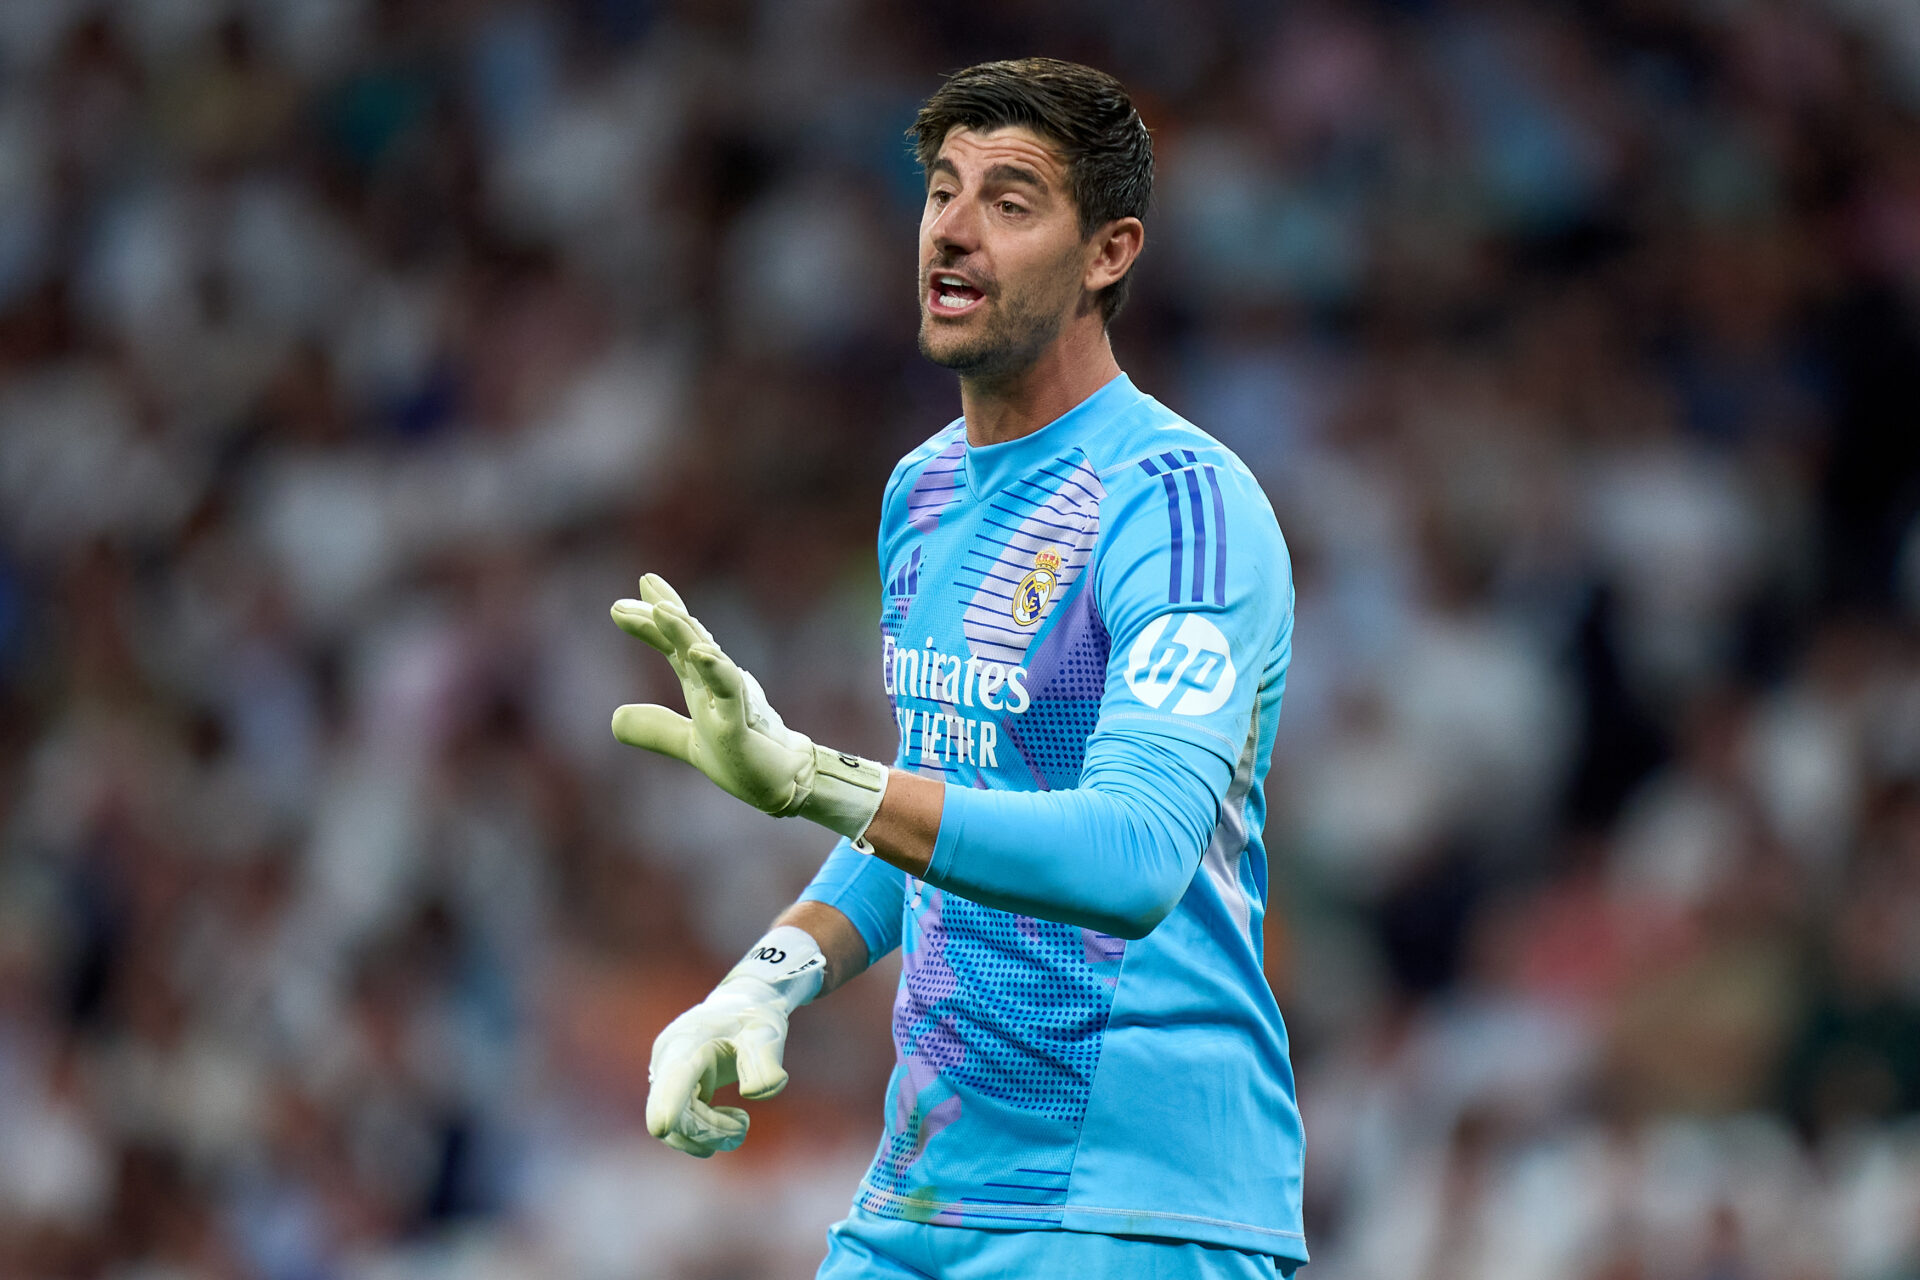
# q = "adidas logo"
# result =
<box><xmin>887</xmin><ymin>546</ymin><xmax>922</xmax><ymax>601</ymax></box>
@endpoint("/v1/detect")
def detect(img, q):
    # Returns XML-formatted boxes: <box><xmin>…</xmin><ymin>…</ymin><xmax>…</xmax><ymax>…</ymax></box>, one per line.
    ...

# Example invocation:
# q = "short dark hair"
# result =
<box><xmin>909</xmin><ymin>58</ymin><xmax>1152</xmax><ymax>325</ymax></box>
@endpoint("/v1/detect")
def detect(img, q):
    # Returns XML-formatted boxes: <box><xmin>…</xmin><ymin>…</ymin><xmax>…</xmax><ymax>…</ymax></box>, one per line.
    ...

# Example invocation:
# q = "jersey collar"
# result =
<box><xmin>961</xmin><ymin>372</ymin><xmax>1141</xmax><ymax>497</ymax></box>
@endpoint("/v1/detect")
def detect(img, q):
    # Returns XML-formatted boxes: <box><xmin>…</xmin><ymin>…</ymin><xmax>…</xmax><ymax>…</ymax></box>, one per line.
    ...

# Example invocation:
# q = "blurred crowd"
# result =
<box><xmin>1</xmin><ymin>0</ymin><xmax>1918</xmax><ymax>1277</ymax></box>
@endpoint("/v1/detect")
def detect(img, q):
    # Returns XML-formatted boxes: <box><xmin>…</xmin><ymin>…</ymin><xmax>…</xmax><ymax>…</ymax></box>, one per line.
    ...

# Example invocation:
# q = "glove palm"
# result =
<box><xmin>647</xmin><ymin>977</ymin><xmax>792</xmax><ymax>1158</ymax></box>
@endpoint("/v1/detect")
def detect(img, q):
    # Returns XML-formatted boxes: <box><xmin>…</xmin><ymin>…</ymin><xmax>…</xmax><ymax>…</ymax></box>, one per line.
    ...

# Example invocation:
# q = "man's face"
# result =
<box><xmin>917</xmin><ymin>125</ymin><xmax>1091</xmax><ymax>381</ymax></box>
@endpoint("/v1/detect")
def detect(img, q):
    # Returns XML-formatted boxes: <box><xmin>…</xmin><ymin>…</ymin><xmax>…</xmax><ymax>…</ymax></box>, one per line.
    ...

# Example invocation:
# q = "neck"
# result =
<box><xmin>959</xmin><ymin>318</ymin><xmax>1122</xmax><ymax>447</ymax></box>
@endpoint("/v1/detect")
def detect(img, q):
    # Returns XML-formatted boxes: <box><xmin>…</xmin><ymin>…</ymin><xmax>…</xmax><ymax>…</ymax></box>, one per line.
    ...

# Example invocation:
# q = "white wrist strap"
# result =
<box><xmin>720</xmin><ymin>925</ymin><xmax>826</xmax><ymax>1012</ymax></box>
<box><xmin>789</xmin><ymin>745</ymin><xmax>889</xmax><ymax>842</ymax></box>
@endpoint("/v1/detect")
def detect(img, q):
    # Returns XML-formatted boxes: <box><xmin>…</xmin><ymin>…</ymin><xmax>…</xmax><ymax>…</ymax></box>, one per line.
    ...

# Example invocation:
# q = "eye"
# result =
<box><xmin>998</xmin><ymin>200</ymin><xmax>1026</xmax><ymax>215</ymax></box>
<box><xmin>929</xmin><ymin>189</ymin><xmax>954</xmax><ymax>206</ymax></box>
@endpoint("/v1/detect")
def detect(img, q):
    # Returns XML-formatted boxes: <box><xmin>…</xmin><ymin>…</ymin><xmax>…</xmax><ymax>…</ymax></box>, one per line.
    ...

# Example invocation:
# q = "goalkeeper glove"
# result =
<box><xmin>610</xmin><ymin>574</ymin><xmax>888</xmax><ymax>843</ymax></box>
<box><xmin>647</xmin><ymin>925</ymin><xmax>826</xmax><ymax>1157</ymax></box>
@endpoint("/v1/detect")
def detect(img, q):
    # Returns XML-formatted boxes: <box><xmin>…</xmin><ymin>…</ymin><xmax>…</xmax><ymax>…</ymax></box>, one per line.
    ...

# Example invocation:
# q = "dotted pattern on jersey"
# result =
<box><xmin>1003</xmin><ymin>698</ymin><xmax>1101</xmax><ymax>789</ymax></box>
<box><xmin>1026</xmin><ymin>583</ymin><xmax>1112</xmax><ymax>702</ymax></box>
<box><xmin>893</xmin><ymin>887</ymin><xmax>1125</xmax><ymax>1126</ymax></box>
<box><xmin>905</xmin><ymin>432</ymin><xmax>967</xmax><ymax>532</ymax></box>
<box><xmin>867</xmin><ymin>1069</ymin><xmax>963</xmax><ymax>1194</ymax></box>
<box><xmin>956</xmin><ymin>454</ymin><xmax>1104</xmax><ymax>668</ymax></box>
<box><xmin>865</xmin><ymin>886</ymin><xmax>965</xmax><ymax>1212</ymax></box>
<box><xmin>1002</xmin><ymin>583</ymin><xmax>1112</xmax><ymax>786</ymax></box>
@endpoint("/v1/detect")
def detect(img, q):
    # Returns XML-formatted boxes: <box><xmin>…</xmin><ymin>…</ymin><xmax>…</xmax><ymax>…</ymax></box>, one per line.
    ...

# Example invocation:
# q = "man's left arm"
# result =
<box><xmin>860</xmin><ymin>730</ymin><xmax>1232</xmax><ymax>939</ymax></box>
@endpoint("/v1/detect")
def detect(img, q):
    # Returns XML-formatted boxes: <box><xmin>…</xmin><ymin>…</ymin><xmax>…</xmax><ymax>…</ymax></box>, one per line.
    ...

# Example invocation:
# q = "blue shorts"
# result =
<box><xmin>818</xmin><ymin>1206</ymin><xmax>1294</xmax><ymax>1279</ymax></box>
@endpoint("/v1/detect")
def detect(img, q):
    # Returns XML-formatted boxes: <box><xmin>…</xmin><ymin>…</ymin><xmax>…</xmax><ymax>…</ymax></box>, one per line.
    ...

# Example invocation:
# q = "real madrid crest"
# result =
<box><xmin>1013</xmin><ymin>549</ymin><xmax>1062</xmax><ymax>626</ymax></box>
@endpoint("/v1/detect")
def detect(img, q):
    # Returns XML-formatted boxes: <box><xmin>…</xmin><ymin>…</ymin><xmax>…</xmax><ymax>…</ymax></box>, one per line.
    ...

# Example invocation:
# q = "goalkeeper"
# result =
<box><xmin>614</xmin><ymin>59</ymin><xmax>1305</xmax><ymax>1279</ymax></box>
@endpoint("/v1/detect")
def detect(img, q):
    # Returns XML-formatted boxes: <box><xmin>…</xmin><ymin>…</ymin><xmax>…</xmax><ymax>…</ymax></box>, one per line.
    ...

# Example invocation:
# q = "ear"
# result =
<box><xmin>1083</xmin><ymin>217</ymin><xmax>1145</xmax><ymax>295</ymax></box>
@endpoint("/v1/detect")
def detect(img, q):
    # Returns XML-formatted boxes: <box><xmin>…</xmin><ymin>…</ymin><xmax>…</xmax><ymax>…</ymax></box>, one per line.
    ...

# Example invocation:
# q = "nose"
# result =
<box><xmin>928</xmin><ymin>194</ymin><xmax>980</xmax><ymax>257</ymax></box>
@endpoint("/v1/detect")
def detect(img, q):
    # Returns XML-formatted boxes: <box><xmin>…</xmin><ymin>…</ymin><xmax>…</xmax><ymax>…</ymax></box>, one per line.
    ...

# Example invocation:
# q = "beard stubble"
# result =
<box><xmin>917</xmin><ymin>256</ymin><xmax>1080</xmax><ymax>385</ymax></box>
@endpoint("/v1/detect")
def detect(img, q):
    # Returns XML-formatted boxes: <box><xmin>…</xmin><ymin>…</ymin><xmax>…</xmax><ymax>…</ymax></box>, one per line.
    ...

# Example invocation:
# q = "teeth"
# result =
<box><xmin>939</xmin><ymin>293</ymin><xmax>969</xmax><ymax>307</ymax></box>
<box><xmin>937</xmin><ymin>275</ymin><xmax>969</xmax><ymax>289</ymax></box>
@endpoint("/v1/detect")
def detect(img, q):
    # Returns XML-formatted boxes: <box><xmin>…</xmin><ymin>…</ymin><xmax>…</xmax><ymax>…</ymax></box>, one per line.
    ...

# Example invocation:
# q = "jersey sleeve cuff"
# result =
<box><xmin>927</xmin><ymin>784</ymin><xmax>969</xmax><ymax>886</ymax></box>
<box><xmin>797</xmin><ymin>839</ymin><xmax>907</xmax><ymax>966</ymax></box>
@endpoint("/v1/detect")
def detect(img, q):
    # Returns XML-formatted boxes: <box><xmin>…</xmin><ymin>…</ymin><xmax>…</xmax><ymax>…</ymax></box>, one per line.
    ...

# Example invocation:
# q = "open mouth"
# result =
<box><xmin>927</xmin><ymin>273</ymin><xmax>986</xmax><ymax>317</ymax></box>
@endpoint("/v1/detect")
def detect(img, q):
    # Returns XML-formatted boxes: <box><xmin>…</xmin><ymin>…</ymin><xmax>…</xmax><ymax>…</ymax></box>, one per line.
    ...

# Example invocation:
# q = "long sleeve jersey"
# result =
<box><xmin>800</xmin><ymin>372</ymin><xmax>1306</xmax><ymax>1265</ymax></box>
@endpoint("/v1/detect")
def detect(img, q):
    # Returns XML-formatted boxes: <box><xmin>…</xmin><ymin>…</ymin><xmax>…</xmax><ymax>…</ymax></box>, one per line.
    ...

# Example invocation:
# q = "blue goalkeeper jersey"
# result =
<box><xmin>800</xmin><ymin>372</ymin><xmax>1305</xmax><ymax>1265</ymax></box>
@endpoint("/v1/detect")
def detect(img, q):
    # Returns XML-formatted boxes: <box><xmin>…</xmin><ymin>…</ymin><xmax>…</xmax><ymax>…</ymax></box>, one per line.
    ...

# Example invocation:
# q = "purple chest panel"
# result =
<box><xmin>905</xmin><ymin>435</ymin><xmax>967</xmax><ymax>533</ymax></box>
<box><xmin>998</xmin><ymin>565</ymin><xmax>1113</xmax><ymax>788</ymax></box>
<box><xmin>959</xmin><ymin>454</ymin><xmax>1104</xmax><ymax>670</ymax></box>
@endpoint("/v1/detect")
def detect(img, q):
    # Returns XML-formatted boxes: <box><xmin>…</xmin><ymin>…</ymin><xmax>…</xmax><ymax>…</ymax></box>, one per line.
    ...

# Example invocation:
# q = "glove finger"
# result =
<box><xmin>646</xmin><ymin>1039</ymin><xmax>720</xmax><ymax>1139</ymax></box>
<box><xmin>611</xmin><ymin>704</ymin><xmax>695</xmax><ymax>761</ymax></box>
<box><xmin>733</xmin><ymin>1024</ymin><xmax>790</xmax><ymax>1100</ymax></box>
<box><xmin>610</xmin><ymin>599</ymin><xmax>674</xmax><ymax>655</ymax></box>
<box><xmin>654</xmin><ymin>602</ymin><xmax>716</xmax><ymax>659</ymax></box>
<box><xmin>641</xmin><ymin>579</ymin><xmax>717</xmax><ymax>644</ymax></box>
<box><xmin>681</xmin><ymin>1099</ymin><xmax>750</xmax><ymax>1152</ymax></box>
<box><xmin>661</xmin><ymin>1130</ymin><xmax>717</xmax><ymax>1159</ymax></box>
<box><xmin>687</xmin><ymin>643</ymin><xmax>745</xmax><ymax>703</ymax></box>
<box><xmin>637</xmin><ymin>573</ymin><xmax>688</xmax><ymax>612</ymax></box>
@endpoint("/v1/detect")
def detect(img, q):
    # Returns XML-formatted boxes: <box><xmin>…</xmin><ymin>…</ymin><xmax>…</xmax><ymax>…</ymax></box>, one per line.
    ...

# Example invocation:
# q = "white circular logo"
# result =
<box><xmin>1012</xmin><ymin>566</ymin><xmax>1056</xmax><ymax>625</ymax></box>
<box><xmin>1124</xmin><ymin>614</ymin><xmax>1237</xmax><ymax>716</ymax></box>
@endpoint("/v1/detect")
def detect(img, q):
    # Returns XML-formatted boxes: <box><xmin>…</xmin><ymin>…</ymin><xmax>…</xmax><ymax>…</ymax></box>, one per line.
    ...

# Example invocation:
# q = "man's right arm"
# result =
<box><xmin>646</xmin><ymin>845</ymin><xmax>904</xmax><ymax>1158</ymax></box>
<box><xmin>793</xmin><ymin>833</ymin><xmax>908</xmax><ymax>978</ymax></box>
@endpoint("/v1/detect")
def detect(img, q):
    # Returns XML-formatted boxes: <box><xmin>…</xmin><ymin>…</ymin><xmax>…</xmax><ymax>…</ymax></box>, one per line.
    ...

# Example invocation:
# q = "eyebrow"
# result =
<box><xmin>928</xmin><ymin>157</ymin><xmax>1050</xmax><ymax>193</ymax></box>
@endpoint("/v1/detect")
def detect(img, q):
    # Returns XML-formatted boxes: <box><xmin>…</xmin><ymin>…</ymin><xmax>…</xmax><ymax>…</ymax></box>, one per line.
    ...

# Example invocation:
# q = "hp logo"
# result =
<box><xmin>1123</xmin><ymin>614</ymin><xmax>1237</xmax><ymax>716</ymax></box>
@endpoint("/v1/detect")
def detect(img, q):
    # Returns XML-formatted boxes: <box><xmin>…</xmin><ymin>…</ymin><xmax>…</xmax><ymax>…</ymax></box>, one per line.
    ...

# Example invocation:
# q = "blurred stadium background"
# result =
<box><xmin>1</xmin><ymin>0</ymin><xmax>1919</xmax><ymax>1277</ymax></box>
